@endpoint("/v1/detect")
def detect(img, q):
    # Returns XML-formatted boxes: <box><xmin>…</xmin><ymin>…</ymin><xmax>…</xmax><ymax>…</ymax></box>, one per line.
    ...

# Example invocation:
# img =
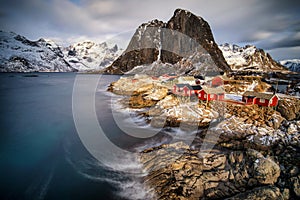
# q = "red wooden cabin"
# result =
<box><xmin>198</xmin><ymin>87</ymin><xmax>225</xmax><ymax>101</ymax></box>
<box><xmin>173</xmin><ymin>84</ymin><xmax>202</xmax><ymax>97</ymax></box>
<box><xmin>242</xmin><ymin>91</ymin><xmax>279</xmax><ymax>107</ymax></box>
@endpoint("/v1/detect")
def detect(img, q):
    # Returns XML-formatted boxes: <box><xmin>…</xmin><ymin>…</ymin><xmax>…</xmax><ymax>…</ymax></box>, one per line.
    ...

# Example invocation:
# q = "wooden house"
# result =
<box><xmin>198</xmin><ymin>87</ymin><xmax>225</xmax><ymax>101</ymax></box>
<box><xmin>173</xmin><ymin>84</ymin><xmax>202</xmax><ymax>97</ymax></box>
<box><xmin>242</xmin><ymin>91</ymin><xmax>278</xmax><ymax>107</ymax></box>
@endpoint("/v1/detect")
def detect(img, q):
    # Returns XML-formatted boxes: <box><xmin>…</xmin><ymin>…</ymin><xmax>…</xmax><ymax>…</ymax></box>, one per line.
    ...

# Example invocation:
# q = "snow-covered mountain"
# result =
<box><xmin>219</xmin><ymin>43</ymin><xmax>287</xmax><ymax>72</ymax></box>
<box><xmin>0</xmin><ymin>31</ymin><xmax>76</xmax><ymax>72</ymax></box>
<box><xmin>280</xmin><ymin>59</ymin><xmax>300</xmax><ymax>72</ymax></box>
<box><xmin>63</xmin><ymin>41</ymin><xmax>122</xmax><ymax>71</ymax></box>
<box><xmin>0</xmin><ymin>30</ymin><xmax>122</xmax><ymax>72</ymax></box>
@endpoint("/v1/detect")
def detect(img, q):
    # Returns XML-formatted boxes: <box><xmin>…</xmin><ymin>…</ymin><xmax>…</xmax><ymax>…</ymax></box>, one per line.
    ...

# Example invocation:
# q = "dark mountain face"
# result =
<box><xmin>162</xmin><ymin>9</ymin><xmax>230</xmax><ymax>71</ymax></box>
<box><xmin>105</xmin><ymin>20</ymin><xmax>165</xmax><ymax>74</ymax></box>
<box><xmin>105</xmin><ymin>9</ymin><xmax>231</xmax><ymax>74</ymax></box>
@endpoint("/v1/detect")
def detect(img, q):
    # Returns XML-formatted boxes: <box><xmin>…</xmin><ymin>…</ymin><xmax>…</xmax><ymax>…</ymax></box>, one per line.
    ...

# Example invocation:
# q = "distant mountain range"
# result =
<box><xmin>279</xmin><ymin>59</ymin><xmax>300</xmax><ymax>72</ymax></box>
<box><xmin>0</xmin><ymin>9</ymin><xmax>299</xmax><ymax>74</ymax></box>
<box><xmin>105</xmin><ymin>9</ymin><xmax>293</xmax><ymax>75</ymax></box>
<box><xmin>63</xmin><ymin>41</ymin><xmax>122</xmax><ymax>72</ymax></box>
<box><xmin>0</xmin><ymin>30</ymin><xmax>122</xmax><ymax>72</ymax></box>
<box><xmin>219</xmin><ymin>43</ymin><xmax>287</xmax><ymax>72</ymax></box>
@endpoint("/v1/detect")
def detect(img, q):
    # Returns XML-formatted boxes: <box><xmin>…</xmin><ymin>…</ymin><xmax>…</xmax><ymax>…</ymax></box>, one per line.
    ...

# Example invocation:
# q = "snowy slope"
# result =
<box><xmin>0</xmin><ymin>31</ymin><xmax>76</xmax><ymax>72</ymax></box>
<box><xmin>63</xmin><ymin>41</ymin><xmax>122</xmax><ymax>71</ymax></box>
<box><xmin>280</xmin><ymin>59</ymin><xmax>300</xmax><ymax>72</ymax></box>
<box><xmin>219</xmin><ymin>43</ymin><xmax>286</xmax><ymax>72</ymax></box>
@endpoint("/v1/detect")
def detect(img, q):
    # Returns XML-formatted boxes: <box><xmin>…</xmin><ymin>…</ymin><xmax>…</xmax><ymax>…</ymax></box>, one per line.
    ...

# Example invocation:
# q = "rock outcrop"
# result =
<box><xmin>105</xmin><ymin>9</ymin><xmax>231</xmax><ymax>75</ymax></box>
<box><xmin>140</xmin><ymin>142</ymin><xmax>282</xmax><ymax>200</ymax></box>
<box><xmin>277</xmin><ymin>97</ymin><xmax>300</xmax><ymax>120</ymax></box>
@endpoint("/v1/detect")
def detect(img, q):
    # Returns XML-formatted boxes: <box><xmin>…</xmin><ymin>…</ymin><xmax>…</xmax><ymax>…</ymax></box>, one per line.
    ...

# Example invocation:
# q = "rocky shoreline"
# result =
<box><xmin>108</xmin><ymin>75</ymin><xmax>300</xmax><ymax>199</ymax></box>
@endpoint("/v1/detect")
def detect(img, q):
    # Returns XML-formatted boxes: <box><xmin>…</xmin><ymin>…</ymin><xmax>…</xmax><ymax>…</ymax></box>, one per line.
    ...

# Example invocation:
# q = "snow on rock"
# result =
<box><xmin>63</xmin><ymin>41</ymin><xmax>122</xmax><ymax>71</ymax></box>
<box><xmin>0</xmin><ymin>31</ymin><xmax>76</xmax><ymax>72</ymax></box>
<box><xmin>0</xmin><ymin>30</ymin><xmax>122</xmax><ymax>72</ymax></box>
<box><xmin>280</xmin><ymin>59</ymin><xmax>300</xmax><ymax>72</ymax></box>
<box><xmin>219</xmin><ymin>43</ymin><xmax>287</xmax><ymax>72</ymax></box>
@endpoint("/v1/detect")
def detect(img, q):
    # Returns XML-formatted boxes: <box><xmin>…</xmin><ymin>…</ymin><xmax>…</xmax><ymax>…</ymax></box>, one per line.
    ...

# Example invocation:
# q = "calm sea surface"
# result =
<box><xmin>0</xmin><ymin>73</ymin><xmax>163</xmax><ymax>200</ymax></box>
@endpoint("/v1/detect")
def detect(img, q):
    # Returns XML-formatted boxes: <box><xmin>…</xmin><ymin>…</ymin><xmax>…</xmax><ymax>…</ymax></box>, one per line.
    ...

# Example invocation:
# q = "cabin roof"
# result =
<box><xmin>201</xmin><ymin>86</ymin><xmax>225</xmax><ymax>94</ymax></box>
<box><xmin>175</xmin><ymin>83</ymin><xmax>190</xmax><ymax>88</ymax></box>
<box><xmin>191</xmin><ymin>85</ymin><xmax>202</xmax><ymax>90</ymax></box>
<box><xmin>175</xmin><ymin>84</ymin><xmax>202</xmax><ymax>91</ymax></box>
<box><xmin>243</xmin><ymin>91</ymin><xmax>276</xmax><ymax>100</ymax></box>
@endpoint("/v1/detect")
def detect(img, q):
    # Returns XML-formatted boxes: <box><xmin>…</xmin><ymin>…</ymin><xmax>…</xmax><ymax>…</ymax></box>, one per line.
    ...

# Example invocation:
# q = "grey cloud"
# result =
<box><xmin>258</xmin><ymin>32</ymin><xmax>300</xmax><ymax>50</ymax></box>
<box><xmin>0</xmin><ymin>0</ymin><xmax>299</xmax><ymax>59</ymax></box>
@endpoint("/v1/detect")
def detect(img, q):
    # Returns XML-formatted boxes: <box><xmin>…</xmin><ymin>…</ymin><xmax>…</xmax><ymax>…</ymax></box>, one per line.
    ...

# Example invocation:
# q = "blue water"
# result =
<box><xmin>0</xmin><ymin>73</ymin><xmax>150</xmax><ymax>200</ymax></box>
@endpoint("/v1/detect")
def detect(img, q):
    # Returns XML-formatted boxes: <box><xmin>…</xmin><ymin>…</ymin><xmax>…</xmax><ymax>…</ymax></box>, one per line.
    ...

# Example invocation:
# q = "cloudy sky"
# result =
<box><xmin>0</xmin><ymin>0</ymin><xmax>299</xmax><ymax>60</ymax></box>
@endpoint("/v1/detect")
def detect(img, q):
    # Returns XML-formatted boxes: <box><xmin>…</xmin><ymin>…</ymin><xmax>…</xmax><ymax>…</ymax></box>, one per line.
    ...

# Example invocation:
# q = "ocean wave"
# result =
<box><xmin>65</xmin><ymin>146</ymin><xmax>153</xmax><ymax>200</ymax></box>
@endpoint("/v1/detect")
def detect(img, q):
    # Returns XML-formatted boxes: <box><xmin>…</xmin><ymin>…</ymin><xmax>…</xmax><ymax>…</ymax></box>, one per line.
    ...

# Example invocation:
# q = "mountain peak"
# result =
<box><xmin>105</xmin><ymin>8</ymin><xmax>231</xmax><ymax>75</ymax></box>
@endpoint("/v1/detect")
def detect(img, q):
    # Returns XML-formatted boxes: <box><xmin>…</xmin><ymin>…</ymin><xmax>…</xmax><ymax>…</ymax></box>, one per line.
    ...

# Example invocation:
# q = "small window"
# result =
<box><xmin>204</xmin><ymin>94</ymin><xmax>207</xmax><ymax>98</ymax></box>
<box><xmin>259</xmin><ymin>98</ymin><xmax>265</xmax><ymax>103</ymax></box>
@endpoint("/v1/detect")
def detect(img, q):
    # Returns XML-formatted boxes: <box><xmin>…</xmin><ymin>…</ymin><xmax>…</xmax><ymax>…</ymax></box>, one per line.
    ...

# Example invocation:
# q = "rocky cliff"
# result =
<box><xmin>105</xmin><ymin>9</ymin><xmax>231</xmax><ymax>75</ymax></box>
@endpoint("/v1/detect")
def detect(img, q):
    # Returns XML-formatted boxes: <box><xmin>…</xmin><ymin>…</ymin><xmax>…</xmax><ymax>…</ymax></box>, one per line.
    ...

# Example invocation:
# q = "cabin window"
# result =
<box><xmin>204</xmin><ymin>94</ymin><xmax>207</xmax><ymax>98</ymax></box>
<box><xmin>260</xmin><ymin>98</ymin><xmax>265</xmax><ymax>103</ymax></box>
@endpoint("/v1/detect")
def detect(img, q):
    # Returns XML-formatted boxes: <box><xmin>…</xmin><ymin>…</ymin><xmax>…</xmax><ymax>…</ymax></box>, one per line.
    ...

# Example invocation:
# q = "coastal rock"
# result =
<box><xmin>253</xmin><ymin>156</ymin><xmax>280</xmax><ymax>184</ymax></box>
<box><xmin>140</xmin><ymin>142</ymin><xmax>282</xmax><ymax>199</ymax></box>
<box><xmin>110</xmin><ymin>75</ymin><xmax>155</xmax><ymax>95</ymax></box>
<box><xmin>225</xmin><ymin>186</ymin><xmax>283</xmax><ymax>200</ymax></box>
<box><xmin>291</xmin><ymin>175</ymin><xmax>300</xmax><ymax>197</ymax></box>
<box><xmin>277</xmin><ymin>97</ymin><xmax>300</xmax><ymax>121</ymax></box>
<box><xmin>129</xmin><ymin>93</ymin><xmax>157</xmax><ymax>108</ymax></box>
<box><xmin>156</xmin><ymin>95</ymin><xmax>179</xmax><ymax>109</ymax></box>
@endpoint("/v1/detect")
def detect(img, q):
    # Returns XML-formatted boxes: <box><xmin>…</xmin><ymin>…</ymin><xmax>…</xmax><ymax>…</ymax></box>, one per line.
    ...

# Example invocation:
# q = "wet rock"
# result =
<box><xmin>225</xmin><ymin>186</ymin><xmax>283</xmax><ymax>200</ymax></box>
<box><xmin>140</xmin><ymin>143</ymin><xmax>283</xmax><ymax>199</ymax></box>
<box><xmin>253</xmin><ymin>156</ymin><xmax>280</xmax><ymax>184</ymax></box>
<box><xmin>129</xmin><ymin>93</ymin><xmax>157</xmax><ymax>108</ymax></box>
<box><xmin>291</xmin><ymin>175</ymin><xmax>300</xmax><ymax>197</ymax></box>
<box><xmin>277</xmin><ymin>97</ymin><xmax>300</xmax><ymax>121</ymax></box>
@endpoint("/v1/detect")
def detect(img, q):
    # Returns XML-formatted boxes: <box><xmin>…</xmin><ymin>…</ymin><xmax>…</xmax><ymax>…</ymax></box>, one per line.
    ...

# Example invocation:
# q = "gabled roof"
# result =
<box><xmin>175</xmin><ymin>83</ymin><xmax>190</xmax><ymax>88</ymax></box>
<box><xmin>201</xmin><ymin>86</ymin><xmax>225</xmax><ymax>94</ymax></box>
<box><xmin>191</xmin><ymin>85</ymin><xmax>202</xmax><ymax>90</ymax></box>
<box><xmin>243</xmin><ymin>91</ymin><xmax>276</xmax><ymax>100</ymax></box>
<box><xmin>175</xmin><ymin>84</ymin><xmax>202</xmax><ymax>91</ymax></box>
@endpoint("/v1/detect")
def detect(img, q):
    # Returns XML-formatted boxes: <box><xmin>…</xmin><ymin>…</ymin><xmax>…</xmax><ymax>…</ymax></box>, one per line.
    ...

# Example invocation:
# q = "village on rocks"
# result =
<box><xmin>109</xmin><ymin>73</ymin><xmax>300</xmax><ymax>199</ymax></box>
